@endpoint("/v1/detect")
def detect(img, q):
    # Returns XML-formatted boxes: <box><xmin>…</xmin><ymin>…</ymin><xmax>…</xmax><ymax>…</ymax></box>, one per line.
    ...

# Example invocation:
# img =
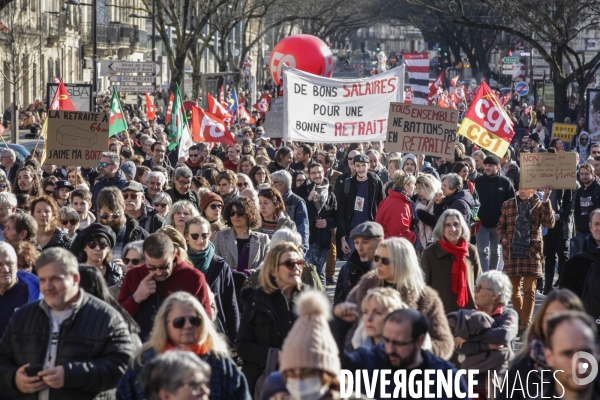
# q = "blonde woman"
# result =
<box><xmin>151</xmin><ymin>191</ymin><xmax>172</xmax><ymax>218</ymax></box>
<box><xmin>117</xmin><ymin>291</ymin><xmax>250</xmax><ymax>400</ymax></box>
<box><xmin>334</xmin><ymin>237</ymin><xmax>454</xmax><ymax>360</ymax></box>
<box><xmin>165</xmin><ymin>200</ymin><xmax>199</xmax><ymax>235</ymax></box>
<box><xmin>415</xmin><ymin>173</ymin><xmax>441</xmax><ymax>248</ymax></box>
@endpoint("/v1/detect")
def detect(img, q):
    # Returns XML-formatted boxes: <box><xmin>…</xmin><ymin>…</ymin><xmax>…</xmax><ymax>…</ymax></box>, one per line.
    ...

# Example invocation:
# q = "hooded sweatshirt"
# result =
<box><xmin>576</xmin><ymin>131</ymin><xmax>591</xmax><ymax>165</ymax></box>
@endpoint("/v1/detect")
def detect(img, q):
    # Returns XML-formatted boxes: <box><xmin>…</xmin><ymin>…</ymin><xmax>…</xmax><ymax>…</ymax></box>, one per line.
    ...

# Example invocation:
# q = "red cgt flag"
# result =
<box><xmin>145</xmin><ymin>93</ymin><xmax>156</xmax><ymax>120</ymax></box>
<box><xmin>253</xmin><ymin>93</ymin><xmax>271</xmax><ymax>117</ymax></box>
<box><xmin>238</xmin><ymin>105</ymin><xmax>256</xmax><ymax>124</ymax></box>
<box><xmin>207</xmin><ymin>93</ymin><xmax>231</xmax><ymax>120</ymax></box>
<box><xmin>404</xmin><ymin>88</ymin><xmax>413</xmax><ymax>104</ymax></box>
<box><xmin>191</xmin><ymin>106</ymin><xmax>235</xmax><ymax>147</ymax></box>
<box><xmin>427</xmin><ymin>70</ymin><xmax>444</xmax><ymax>104</ymax></box>
<box><xmin>50</xmin><ymin>81</ymin><xmax>76</xmax><ymax>111</ymax></box>
<box><xmin>165</xmin><ymin>93</ymin><xmax>174</xmax><ymax>125</ymax></box>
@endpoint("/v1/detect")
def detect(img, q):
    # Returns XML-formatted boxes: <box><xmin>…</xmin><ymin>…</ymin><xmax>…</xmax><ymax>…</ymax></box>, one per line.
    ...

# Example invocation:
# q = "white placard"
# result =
<box><xmin>283</xmin><ymin>65</ymin><xmax>405</xmax><ymax>143</ymax></box>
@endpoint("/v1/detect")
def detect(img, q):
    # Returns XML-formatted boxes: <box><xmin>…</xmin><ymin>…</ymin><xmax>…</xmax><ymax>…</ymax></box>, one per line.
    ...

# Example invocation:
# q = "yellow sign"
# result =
<box><xmin>552</xmin><ymin>123</ymin><xmax>577</xmax><ymax>141</ymax></box>
<box><xmin>458</xmin><ymin>118</ymin><xmax>510</xmax><ymax>157</ymax></box>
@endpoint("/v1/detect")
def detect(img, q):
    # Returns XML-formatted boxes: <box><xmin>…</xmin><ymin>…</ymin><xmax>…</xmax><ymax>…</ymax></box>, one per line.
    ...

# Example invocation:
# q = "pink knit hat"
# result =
<box><xmin>279</xmin><ymin>290</ymin><xmax>340</xmax><ymax>376</ymax></box>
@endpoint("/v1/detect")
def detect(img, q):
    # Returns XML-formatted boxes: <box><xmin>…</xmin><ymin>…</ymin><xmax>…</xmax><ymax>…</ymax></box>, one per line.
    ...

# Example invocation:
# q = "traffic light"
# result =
<box><xmin>376</xmin><ymin>43</ymin><xmax>381</xmax><ymax>52</ymax></box>
<box><xmin>438</xmin><ymin>46</ymin><xmax>442</xmax><ymax>52</ymax></box>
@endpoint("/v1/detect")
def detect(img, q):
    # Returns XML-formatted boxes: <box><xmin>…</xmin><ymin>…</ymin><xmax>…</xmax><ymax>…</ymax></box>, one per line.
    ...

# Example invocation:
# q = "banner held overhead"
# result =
<box><xmin>282</xmin><ymin>65</ymin><xmax>404</xmax><ymax>143</ymax></box>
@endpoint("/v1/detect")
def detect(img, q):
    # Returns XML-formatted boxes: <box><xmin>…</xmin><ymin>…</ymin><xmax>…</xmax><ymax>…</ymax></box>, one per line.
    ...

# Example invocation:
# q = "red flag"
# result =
<box><xmin>253</xmin><ymin>93</ymin><xmax>271</xmax><ymax>117</ymax></box>
<box><xmin>165</xmin><ymin>93</ymin><xmax>174</xmax><ymax>124</ymax></box>
<box><xmin>191</xmin><ymin>106</ymin><xmax>235</xmax><ymax>146</ymax></box>
<box><xmin>50</xmin><ymin>81</ymin><xmax>76</xmax><ymax>111</ymax></box>
<box><xmin>145</xmin><ymin>93</ymin><xmax>156</xmax><ymax>120</ymax></box>
<box><xmin>427</xmin><ymin>70</ymin><xmax>444</xmax><ymax>104</ymax></box>
<box><xmin>450</xmin><ymin>75</ymin><xmax>459</xmax><ymax>88</ymax></box>
<box><xmin>404</xmin><ymin>88</ymin><xmax>413</xmax><ymax>104</ymax></box>
<box><xmin>207</xmin><ymin>93</ymin><xmax>231</xmax><ymax>120</ymax></box>
<box><xmin>238</xmin><ymin>105</ymin><xmax>256</xmax><ymax>124</ymax></box>
<box><xmin>219</xmin><ymin>86</ymin><xmax>225</xmax><ymax>102</ymax></box>
<box><xmin>438</xmin><ymin>93</ymin><xmax>449</xmax><ymax>108</ymax></box>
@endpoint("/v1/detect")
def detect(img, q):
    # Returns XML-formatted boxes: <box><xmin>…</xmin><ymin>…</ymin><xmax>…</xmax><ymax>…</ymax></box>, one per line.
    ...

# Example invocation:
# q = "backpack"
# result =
<box><xmin>580</xmin><ymin>253</ymin><xmax>600</xmax><ymax>325</ymax></box>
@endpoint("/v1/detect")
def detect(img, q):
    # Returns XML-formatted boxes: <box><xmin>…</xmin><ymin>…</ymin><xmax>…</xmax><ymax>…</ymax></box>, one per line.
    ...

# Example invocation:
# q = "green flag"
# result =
<box><xmin>168</xmin><ymin>83</ymin><xmax>187</xmax><ymax>151</ymax></box>
<box><xmin>109</xmin><ymin>87</ymin><xmax>127</xmax><ymax>137</ymax></box>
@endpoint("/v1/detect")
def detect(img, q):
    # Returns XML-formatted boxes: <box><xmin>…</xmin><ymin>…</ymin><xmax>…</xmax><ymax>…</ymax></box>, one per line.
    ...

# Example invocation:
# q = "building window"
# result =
<box><xmin>368</xmin><ymin>27</ymin><xmax>374</xmax><ymax>38</ymax></box>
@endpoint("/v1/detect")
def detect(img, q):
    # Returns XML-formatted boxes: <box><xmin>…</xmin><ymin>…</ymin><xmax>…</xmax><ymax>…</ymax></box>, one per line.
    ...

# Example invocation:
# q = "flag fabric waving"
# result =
<box><xmin>207</xmin><ymin>93</ymin><xmax>231</xmax><ymax>120</ymax></box>
<box><xmin>404</xmin><ymin>88</ymin><xmax>413</xmax><ymax>104</ymax></box>
<box><xmin>427</xmin><ymin>70</ymin><xmax>444</xmax><ymax>104</ymax></box>
<box><xmin>238</xmin><ymin>105</ymin><xmax>256</xmax><ymax>124</ymax></box>
<box><xmin>253</xmin><ymin>93</ymin><xmax>271</xmax><ymax>118</ymax></box>
<box><xmin>165</xmin><ymin>93</ymin><xmax>174</xmax><ymax>125</ymax></box>
<box><xmin>191</xmin><ymin>106</ymin><xmax>235</xmax><ymax>147</ymax></box>
<box><xmin>227</xmin><ymin>88</ymin><xmax>238</xmax><ymax>117</ymax></box>
<box><xmin>457</xmin><ymin>82</ymin><xmax>515</xmax><ymax>157</ymax></box>
<box><xmin>168</xmin><ymin>84</ymin><xmax>189</xmax><ymax>151</ymax></box>
<box><xmin>403</xmin><ymin>53</ymin><xmax>429</xmax><ymax>105</ymax></box>
<box><xmin>50</xmin><ymin>81</ymin><xmax>76</xmax><ymax>111</ymax></box>
<box><xmin>109</xmin><ymin>87</ymin><xmax>128</xmax><ymax>138</ymax></box>
<box><xmin>145</xmin><ymin>93</ymin><xmax>156</xmax><ymax>121</ymax></box>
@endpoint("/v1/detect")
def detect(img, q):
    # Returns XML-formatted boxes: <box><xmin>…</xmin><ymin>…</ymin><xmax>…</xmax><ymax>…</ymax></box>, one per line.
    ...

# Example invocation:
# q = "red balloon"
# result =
<box><xmin>269</xmin><ymin>34</ymin><xmax>333</xmax><ymax>85</ymax></box>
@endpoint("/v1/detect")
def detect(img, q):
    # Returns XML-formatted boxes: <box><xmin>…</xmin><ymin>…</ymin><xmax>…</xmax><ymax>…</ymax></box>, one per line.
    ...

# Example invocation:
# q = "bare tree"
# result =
<box><xmin>0</xmin><ymin>0</ymin><xmax>42</xmax><ymax>142</ymax></box>
<box><xmin>395</xmin><ymin>0</ymin><xmax>600</xmax><ymax>121</ymax></box>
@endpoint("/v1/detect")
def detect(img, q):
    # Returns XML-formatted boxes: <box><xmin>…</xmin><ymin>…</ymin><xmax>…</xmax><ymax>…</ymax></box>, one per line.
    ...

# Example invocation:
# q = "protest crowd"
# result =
<box><xmin>0</xmin><ymin>77</ymin><xmax>599</xmax><ymax>400</ymax></box>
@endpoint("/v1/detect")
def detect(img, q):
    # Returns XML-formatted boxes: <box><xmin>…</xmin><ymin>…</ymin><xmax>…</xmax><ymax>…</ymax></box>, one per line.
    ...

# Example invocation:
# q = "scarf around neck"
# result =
<box><xmin>512</xmin><ymin>197</ymin><xmax>533</xmax><ymax>258</ymax></box>
<box><xmin>164</xmin><ymin>339</ymin><xmax>211</xmax><ymax>357</ymax></box>
<box><xmin>438</xmin><ymin>238</ymin><xmax>469</xmax><ymax>307</ymax></box>
<box><xmin>187</xmin><ymin>242</ymin><xmax>215</xmax><ymax>274</ymax></box>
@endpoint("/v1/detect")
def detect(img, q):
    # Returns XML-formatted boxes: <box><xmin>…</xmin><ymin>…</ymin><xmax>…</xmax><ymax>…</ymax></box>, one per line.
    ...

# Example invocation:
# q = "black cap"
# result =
<box><xmin>122</xmin><ymin>181</ymin><xmax>144</xmax><ymax>193</ymax></box>
<box><xmin>483</xmin><ymin>155</ymin><xmax>500</xmax><ymax>166</ymax></box>
<box><xmin>54</xmin><ymin>180</ymin><xmax>74</xmax><ymax>191</ymax></box>
<box><xmin>353</xmin><ymin>154</ymin><xmax>369</xmax><ymax>164</ymax></box>
<box><xmin>70</xmin><ymin>222</ymin><xmax>116</xmax><ymax>256</ymax></box>
<box><xmin>529</xmin><ymin>132</ymin><xmax>541</xmax><ymax>143</ymax></box>
<box><xmin>350</xmin><ymin>222</ymin><xmax>384</xmax><ymax>239</ymax></box>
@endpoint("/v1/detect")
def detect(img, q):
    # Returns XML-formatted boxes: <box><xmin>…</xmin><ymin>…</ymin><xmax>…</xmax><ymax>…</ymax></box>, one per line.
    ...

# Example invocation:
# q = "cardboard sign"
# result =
<box><xmin>385</xmin><ymin>103</ymin><xmax>457</xmax><ymax>158</ymax></box>
<box><xmin>552</xmin><ymin>123</ymin><xmax>577</xmax><ymax>141</ymax></box>
<box><xmin>283</xmin><ymin>65</ymin><xmax>405</xmax><ymax>143</ymax></box>
<box><xmin>46</xmin><ymin>110</ymin><xmax>109</xmax><ymax>168</ymax></box>
<box><xmin>519</xmin><ymin>152</ymin><xmax>577</xmax><ymax>190</ymax></box>
<box><xmin>263</xmin><ymin>97</ymin><xmax>284</xmax><ymax>139</ymax></box>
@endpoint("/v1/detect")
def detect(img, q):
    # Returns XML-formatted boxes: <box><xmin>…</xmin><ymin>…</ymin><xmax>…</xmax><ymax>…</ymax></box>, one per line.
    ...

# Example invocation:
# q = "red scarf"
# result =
<box><xmin>438</xmin><ymin>238</ymin><xmax>469</xmax><ymax>307</ymax></box>
<box><xmin>163</xmin><ymin>339</ymin><xmax>211</xmax><ymax>356</ymax></box>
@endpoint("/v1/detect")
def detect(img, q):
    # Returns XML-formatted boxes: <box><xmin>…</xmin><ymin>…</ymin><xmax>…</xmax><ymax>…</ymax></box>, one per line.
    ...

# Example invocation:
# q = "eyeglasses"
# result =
<box><xmin>177</xmin><ymin>180</ymin><xmax>191</xmax><ymax>187</ymax></box>
<box><xmin>237</xmin><ymin>182</ymin><xmax>249</xmax><ymax>188</ymax></box>
<box><xmin>189</xmin><ymin>153</ymin><xmax>200</xmax><ymax>158</ymax></box>
<box><xmin>256</xmin><ymin>171</ymin><xmax>266</xmax><ymax>176</ymax></box>
<box><xmin>229</xmin><ymin>210</ymin><xmax>245</xmax><ymax>218</ymax></box>
<box><xmin>180</xmin><ymin>379</ymin><xmax>209</xmax><ymax>396</ymax></box>
<box><xmin>153</xmin><ymin>203</ymin><xmax>168</xmax><ymax>208</ymax></box>
<box><xmin>171</xmin><ymin>316</ymin><xmax>201</xmax><ymax>329</ymax></box>
<box><xmin>45</xmin><ymin>190</ymin><xmax>53</xmax><ymax>196</ymax></box>
<box><xmin>146</xmin><ymin>262</ymin><xmax>171</xmax><ymax>272</ymax></box>
<box><xmin>296</xmin><ymin>178</ymin><xmax>306</xmax><ymax>183</ymax></box>
<box><xmin>123</xmin><ymin>193</ymin><xmax>140</xmax><ymax>200</ymax></box>
<box><xmin>190</xmin><ymin>233</ymin><xmax>210</xmax><ymax>240</ymax></box>
<box><xmin>271</xmin><ymin>180</ymin><xmax>282</xmax><ymax>185</ymax></box>
<box><xmin>279</xmin><ymin>259</ymin><xmax>305</xmax><ymax>270</ymax></box>
<box><xmin>209</xmin><ymin>203</ymin><xmax>223</xmax><ymax>210</ymax></box>
<box><xmin>373</xmin><ymin>255</ymin><xmax>391</xmax><ymax>265</ymax></box>
<box><xmin>475</xmin><ymin>285</ymin><xmax>493</xmax><ymax>293</ymax></box>
<box><xmin>60</xmin><ymin>219</ymin><xmax>78</xmax><ymax>225</ymax></box>
<box><xmin>87</xmin><ymin>241</ymin><xmax>109</xmax><ymax>250</ymax></box>
<box><xmin>0</xmin><ymin>207</ymin><xmax>11</xmax><ymax>213</ymax></box>
<box><xmin>100</xmin><ymin>213</ymin><xmax>120</xmax><ymax>220</ymax></box>
<box><xmin>124</xmin><ymin>257</ymin><xmax>142</xmax><ymax>265</ymax></box>
<box><xmin>97</xmin><ymin>162</ymin><xmax>114</xmax><ymax>169</ymax></box>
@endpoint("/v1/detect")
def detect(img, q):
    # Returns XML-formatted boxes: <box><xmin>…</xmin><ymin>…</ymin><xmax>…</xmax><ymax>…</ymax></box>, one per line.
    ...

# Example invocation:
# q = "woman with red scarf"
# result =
<box><xmin>421</xmin><ymin>209</ymin><xmax>482</xmax><ymax>313</ymax></box>
<box><xmin>116</xmin><ymin>291</ymin><xmax>251</xmax><ymax>400</ymax></box>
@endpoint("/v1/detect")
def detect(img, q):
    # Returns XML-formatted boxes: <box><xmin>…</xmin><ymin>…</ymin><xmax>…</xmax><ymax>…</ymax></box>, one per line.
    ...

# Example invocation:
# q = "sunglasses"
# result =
<box><xmin>0</xmin><ymin>184</ymin><xmax>8</xmax><ymax>189</ymax></box>
<box><xmin>237</xmin><ymin>182</ymin><xmax>249</xmax><ymax>188</ymax></box>
<box><xmin>190</xmin><ymin>233</ymin><xmax>210</xmax><ymax>240</ymax></box>
<box><xmin>147</xmin><ymin>262</ymin><xmax>170</xmax><ymax>272</ymax></box>
<box><xmin>229</xmin><ymin>210</ymin><xmax>245</xmax><ymax>218</ymax></box>
<box><xmin>45</xmin><ymin>190</ymin><xmax>54</xmax><ymax>196</ymax></box>
<box><xmin>189</xmin><ymin>153</ymin><xmax>200</xmax><ymax>158</ymax></box>
<box><xmin>123</xmin><ymin>193</ymin><xmax>139</xmax><ymax>200</ymax></box>
<box><xmin>97</xmin><ymin>162</ymin><xmax>114</xmax><ymax>168</ymax></box>
<box><xmin>209</xmin><ymin>203</ymin><xmax>223</xmax><ymax>210</ymax></box>
<box><xmin>279</xmin><ymin>259</ymin><xmax>305</xmax><ymax>270</ymax></box>
<box><xmin>87</xmin><ymin>241</ymin><xmax>109</xmax><ymax>250</ymax></box>
<box><xmin>153</xmin><ymin>203</ymin><xmax>168</xmax><ymax>208</ymax></box>
<box><xmin>171</xmin><ymin>316</ymin><xmax>201</xmax><ymax>329</ymax></box>
<box><xmin>60</xmin><ymin>219</ymin><xmax>78</xmax><ymax>225</ymax></box>
<box><xmin>100</xmin><ymin>213</ymin><xmax>120</xmax><ymax>220</ymax></box>
<box><xmin>475</xmin><ymin>285</ymin><xmax>493</xmax><ymax>293</ymax></box>
<box><xmin>124</xmin><ymin>257</ymin><xmax>142</xmax><ymax>265</ymax></box>
<box><xmin>373</xmin><ymin>255</ymin><xmax>391</xmax><ymax>265</ymax></box>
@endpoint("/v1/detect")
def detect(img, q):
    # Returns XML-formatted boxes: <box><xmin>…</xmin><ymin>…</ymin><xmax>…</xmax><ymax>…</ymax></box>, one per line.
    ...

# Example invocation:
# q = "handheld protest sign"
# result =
<box><xmin>519</xmin><ymin>152</ymin><xmax>577</xmax><ymax>190</ymax></box>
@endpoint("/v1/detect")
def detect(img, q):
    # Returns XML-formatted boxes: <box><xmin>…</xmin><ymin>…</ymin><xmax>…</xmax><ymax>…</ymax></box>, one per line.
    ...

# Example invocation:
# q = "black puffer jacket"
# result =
<box><xmin>0</xmin><ymin>291</ymin><xmax>135</xmax><ymax>400</ymax></box>
<box><xmin>296</xmin><ymin>180</ymin><xmax>338</xmax><ymax>249</ymax></box>
<box><xmin>42</xmin><ymin>227</ymin><xmax>72</xmax><ymax>251</ymax></box>
<box><xmin>120</xmin><ymin>214</ymin><xmax>149</xmax><ymax>249</ymax></box>
<box><xmin>433</xmin><ymin>189</ymin><xmax>475</xmax><ymax>224</ymax></box>
<box><xmin>236</xmin><ymin>284</ymin><xmax>306</xmax><ymax>395</ymax></box>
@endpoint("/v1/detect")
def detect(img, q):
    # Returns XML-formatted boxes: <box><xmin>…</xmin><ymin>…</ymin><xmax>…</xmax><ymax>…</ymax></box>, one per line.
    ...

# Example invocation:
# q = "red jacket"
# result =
<box><xmin>118</xmin><ymin>256</ymin><xmax>212</xmax><ymax>340</ymax></box>
<box><xmin>375</xmin><ymin>189</ymin><xmax>417</xmax><ymax>243</ymax></box>
<box><xmin>223</xmin><ymin>159</ymin><xmax>239</xmax><ymax>172</ymax></box>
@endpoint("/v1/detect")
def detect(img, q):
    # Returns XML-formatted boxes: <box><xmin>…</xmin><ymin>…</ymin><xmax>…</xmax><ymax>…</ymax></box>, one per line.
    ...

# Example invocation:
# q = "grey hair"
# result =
<box><xmin>101</xmin><ymin>151</ymin><xmax>120</xmax><ymax>166</ymax></box>
<box><xmin>152</xmin><ymin>191</ymin><xmax>172</xmax><ymax>206</ymax></box>
<box><xmin>1</xmin><ymin>148</ymin><xmax>15</xmax><ymax>161</ymax></box>
<box><xmin>476</xmin><ymin>271</ymin><xmax>512</xmax><ymax>305</ymax></box>
<box><xmin>271</xmin><ymin>170</ymin><xmax>292</xmax><ymax>190</ymax></box>
<box><xmin>443</xmin><ymin>173</ymin><xmax>463</xmax><ymax>191</ymax></box>
<box><xmin>123</xmin><ymin>240</ymin><xmax>146</xmax><ymax>262</ymax></box>
<box><xmin>58</xmin><ymin>206</ymin><xmax>80</xmax><ymax>222</ymax></box>
<box><xmin>140</xmin><ymin>350</ymin><xmax>211</xmax><ymax>400</ymax></box>
<box><xmin>174</xmin><ymin>166</ymin><xmax>193</xmax><ymax>180</ymax></box>
<box><xmin>0</xmin><ymin>192</ymin><xmax>17</xmax><ymax>208</ymax></box>
<box><xmin>146</xmin><ymin>171</ymin><xmax>166</xmax><ymax>186</ymax></box>
<box><xmin>240</xmin><ymin>187</ymin><xmax>259</xmax><ymax>209</ymax></box>
<box><xmin>145</xmin><ymin>138</ymin><xmax>156</xmax><ymax>146</ymax></box>
<box><xmin>365</xmin><ymin>149</ymin><xmax>379</xmax><ymax>158</ymax></box>
<box><xmin>270</xmin><ymin>228</ymin><xmax>303</xmax><ymax>251</ymax></box>
<box><xmin>237</xmin><ymin>173</ymin><xmax>254</xmax><ymax>191</ymax></box>
<box><xmin>0</xmin><ymin>241</ymin><xmax>17</xmax><ymax>263</ymax></box>
<box><xmin>472</xmin><ymin>150</ymin><xmax>485</xmax><ymax>160</ymax></box>
<box><xmin>455</xmin><ymin>142</ymin><xmax>466</xmax><ymax>154</ymax></box>
<box><xmin>431</xmin><ymin>209</ymin><xmax>470</xmax><ymax>242</ymax></box>
<box><xmin>36</xmin><ymin>247</ymin><xmax>79</xmax><ymax>276</ymax></box>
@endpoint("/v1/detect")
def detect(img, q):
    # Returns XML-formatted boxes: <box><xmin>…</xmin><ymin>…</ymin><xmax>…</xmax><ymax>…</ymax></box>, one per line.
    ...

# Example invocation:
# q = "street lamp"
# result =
<box><xmin>65</xmin><ymin>0</ymin><xmax>97</xmax><ymax>110</ymax></box>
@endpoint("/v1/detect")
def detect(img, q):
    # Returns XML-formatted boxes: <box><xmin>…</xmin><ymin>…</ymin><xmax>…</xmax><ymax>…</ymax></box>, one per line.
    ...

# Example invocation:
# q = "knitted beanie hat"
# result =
<box><xmin>279</xmin><ymin>290</ymin><xmax>340</xmax><ymax>376</ymax></box>
<box><xmin>200</xmin><ymin>191</ymin><xmax>224</xmax><ymax>215</ymax></box>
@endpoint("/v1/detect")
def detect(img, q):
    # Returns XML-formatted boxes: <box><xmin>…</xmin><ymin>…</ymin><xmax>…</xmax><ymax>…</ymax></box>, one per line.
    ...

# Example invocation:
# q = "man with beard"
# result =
<box><xmin>97</xmin><ymin>187</ymin><xmax>148</xmax><ymax>260</ymax></box>
<box><xmin>572</xmin><ymin>163</ymin><xmax>600</xmax><ymax>254</ymax></box>
<box><xmin>122</xmin><ymin>181</ymin><xmax>165</xmax><ymax>234</ymax></box>
<box><xmin>333</xmin><ymin>309</ymin><xmax>465</xmax><ymax>399</ymax></box>
<box><xmin>3</xmin><ymin>213</ymin><xmax>38</xmax><ymax>250</ymax></box>
<box><xmin>91</xmin><ymin>152</ymin><xmax>128</xmax><ymax>212</ymax></box>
